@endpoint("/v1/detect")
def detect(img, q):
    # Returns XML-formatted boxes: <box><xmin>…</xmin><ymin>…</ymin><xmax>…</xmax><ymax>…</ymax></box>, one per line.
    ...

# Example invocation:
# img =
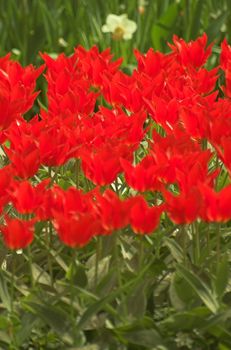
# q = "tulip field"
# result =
<box><xmin>1</xmin><ymin>1</ymin><xmax>231</xmax><ymax>349</ymax></box>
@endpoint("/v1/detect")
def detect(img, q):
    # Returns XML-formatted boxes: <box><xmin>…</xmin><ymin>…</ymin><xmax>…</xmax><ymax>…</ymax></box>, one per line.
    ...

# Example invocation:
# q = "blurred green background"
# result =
<box><xmin>0</xmin><ymin>0</ymin><xmax>231</xmax><ymax>65</ymax></box>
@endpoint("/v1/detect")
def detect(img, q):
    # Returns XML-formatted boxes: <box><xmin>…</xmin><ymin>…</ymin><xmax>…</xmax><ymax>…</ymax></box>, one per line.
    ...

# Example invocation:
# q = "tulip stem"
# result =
<box><xmin>10</xmin><ymin>251</ymin><xmax>17</xmax><ymax>346</ymax></box>
<box><xmin>194</xmin><ymin>222</ymin><xmax>200</xmax><ymax>265</ymax></box>
<box><xmin>139</xmin><ymin>236</ymin><xmax>144</xmax><ymax>269</ymax></box>
<box><xmin>46</xmin><ymin>221</ymin><xmax>53</xmax><ymax>286</ymax></box>
<box><xmin>217</xmin><ymin>223</ymin><xmax>221</xmax><ymax>265</ymax></box>
<box><xmin>27</xmin><ymin>245</ymin><xmax>34</xmax><ymax>288</ymax></box>
<box><xmin>94</xmin><ymin>237</ymin><xmax>101</xmax><ymax>290</ymax></box>
<box><xmin>207</xmin><ymin>228</ymin><xmax>211</xmax><ymax>256</ymax></box>
<box><xmin>115</xmin><ymin>231</ymin><xmax>127</xmax><ymax>319</ymax></box>
<box><xmin>10</xmin><ymin>252</ymin><xmax>15</xmax><ymax>313</ymax></box>
<box><xmin>75</xmin><ymin>159</ymin><xmax>80</xmax><ymax>189</ymax></box>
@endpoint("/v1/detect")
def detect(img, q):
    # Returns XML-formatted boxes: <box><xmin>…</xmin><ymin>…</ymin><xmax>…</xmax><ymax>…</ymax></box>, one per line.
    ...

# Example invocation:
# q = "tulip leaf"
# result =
<box><xmin>160</xmin><ymin>307</ymin><xmax>211</xmax><ymax>332</ymax></box>
<box><xmin>0</xmin><ymin>272</ymin><xmax>11</xmax><ymax>312</ymax></box>
<box><xmin>215</xmin><ymin>255</ymin><xmax>229</xmax><ymax>300</ymax></box>
<box><xmin>15</xmin><ymin>313</ymin><xmax>38</xmax><ymax>346</ymax></box>
<box><xmin>164</xmin><ymin>237</ymin><xmax>184</xmax><ymax>262</ymax></box>
<box><xmin>24</xmin><ymin>301</ymin><xmax>71</xmax><ymax>334</ymax></box>
<box><xmin>189</xmin><ymin>0</ymin><xmax>204</xmax><ymax>39</ymax></box>
<box><xmin>206</xmin><ymin>13</ymin><xmax>228</xmax><ymax>43</ymax></box>
<box><xmin>151</xmin><ymin>3</ymin><xmax>178</xmax><ymax>51</ymax></box>
<box><xmin>78</xmin><ymin>258</ymin><xmax>154</xmax><ymax>328</ymax></box>
<box><xmin>177</xmin><ymin>265</ymin><xmax>219</xmax><ymax>313</ymax></box>
<box><xmin>121</xmin><ymin>329</ymin><xmax>164</xmax><ymax>347</ymax></box>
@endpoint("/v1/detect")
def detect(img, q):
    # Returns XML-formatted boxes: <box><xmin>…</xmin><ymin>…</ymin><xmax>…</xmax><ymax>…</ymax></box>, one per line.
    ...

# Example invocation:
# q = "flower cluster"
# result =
<box><xmin>0</xmin><ymin>34</ymin><xmax>231</xmax><ymax>249</ymax></box>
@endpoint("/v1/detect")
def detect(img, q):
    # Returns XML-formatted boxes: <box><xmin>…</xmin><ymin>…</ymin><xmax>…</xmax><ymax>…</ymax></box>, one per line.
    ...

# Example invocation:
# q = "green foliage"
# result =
<box><xmin>0</xmin><ymin>0</ymin><xmax>231</xmax><ymax>348</ymax></box>
<box><xmin>0</xmin><ymin>0</ymin><xmax>231</xmax><ymax>65</ymax></box>
<box><xmin>0</xmin><ymin>222</ymin><xmax>230</xmax><ymax>348</ymax></box>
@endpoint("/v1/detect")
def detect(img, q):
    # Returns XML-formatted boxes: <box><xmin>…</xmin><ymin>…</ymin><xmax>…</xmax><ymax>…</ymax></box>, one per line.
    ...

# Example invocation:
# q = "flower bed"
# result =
<box><xmin>1</xmin><ymin>34</ymin><xmax>231</xmax><ymax>348</ymax></box>
<box><xmin>0</xmin><ymin>34</ymin><xmax>231</xmax><ymax>247</ymax></box>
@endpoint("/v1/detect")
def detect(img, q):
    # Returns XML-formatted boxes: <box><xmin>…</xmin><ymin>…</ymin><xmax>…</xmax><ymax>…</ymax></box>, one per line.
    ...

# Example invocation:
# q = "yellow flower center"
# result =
<box><xmin>112</xmin><ymin>26</ymin><xmax>125</xmax><ymax>41</ymax></box>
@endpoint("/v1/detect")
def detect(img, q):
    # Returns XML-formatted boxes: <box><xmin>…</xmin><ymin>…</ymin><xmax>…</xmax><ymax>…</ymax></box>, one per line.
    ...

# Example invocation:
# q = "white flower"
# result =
<box><xmin>102</xmin><ymin>14</ymin><xmax>137</xmax><ymax>41</ymax></box>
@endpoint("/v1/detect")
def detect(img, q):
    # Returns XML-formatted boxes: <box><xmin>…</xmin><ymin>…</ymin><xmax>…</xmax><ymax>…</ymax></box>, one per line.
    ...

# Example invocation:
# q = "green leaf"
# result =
<box><xmin>0</xmin><ymin>272</ymin><xmax>11</xmax><ymax>311</ymax></box>
<box><xmin>206</xmin><ymin>13</ymin><xmax>228</xmax><ymax>43</ymax></box>
<box><xmin>151</xmin><ymin>3</ymin><xmax>178</xmax><ymax>51</ymax></box>
<box><xmin>215</xmin><ymin>255</ymin><xmax>229</xmax><ymax>300</ymax></box>
<box><xmin>24</xmin><ymin>301</ymin><xmax>71</xmax><ymax>334</ymax></box>
<box><xmin>219</xmin><ymin>343</ymin><xmax>231</xmax><ymax>350</ymax></box>
<box><xmin>169</xmin><ymin>274</ymin><xmax>187</xmax><ymax>310</ymax></box>
<box><xmin>86</xmin><ymin>255</ymin><xmax>110</xmax><ymax>288</ymax></box>
<box><xmin>15</xmin><ymin>313</ymin><xmax>38</xmax><ymax>346</ymax></box>
<box><xmin>70</xmin><ymin>346</ymin><xmax>99</xmax><ymax>350</ymax></box>
<box><xmin>164</xmin><ymin>237</ymin><xmax>184</xmax><ymax>262</ymax></box>
<box><xmin>78</xmin><ymin>258</ymin><xmax>154</xmax><ymax>328</ymax></box>
<box><xmin>66</xmin><ymin>263</ymin><xmax>88</xmax><ymax>288</ymax></box>
<box><xmin>201</xmin><ymin>309</ymin><xmax>231</xmax><ymax>332</ymax></box>
<box><xmin>160</xmin><ymin>307</ymin><xmax>211</xmax><ymax>332</ymax></box>
<box><xmin>0</xmin><ymin>316</ymin><xmax>8</xmax><ymax>330</ymax></box>
<box><xmin>122</xmin><ymin>329</ymin><xmax>164</xmax><ymax>347</ymax></box>
<box><xmin>177</xmin><ymin>265</ymin><xmax>219</xmax><ymax>313</ymax></box>
<box><xmin>189</xmin><ymin>0</ymin><xmax>204</xmax><ymax>39</ymax></box>
<box><xmin>32</xmin><ymin>262</ymin><xmax>52</xmax><ymax>285</ymax></box>
<box><xmin>172</xmin><ymin>272</ymin><xmax>197</xmax><ymax>307</ymax></box>
<box><xmin>0</xmin><ymin>330</ymin><xmax>11</xmax><ymax>345</ymax></box>
<box><xmin>122</xmin><ymin>280</ymin><xmax>148</xmax><ymax>318</ymax></box>
<box><xmin>115</xmin><ymin>317</ymin><xmax>164</xmax><ymax>347</ymax></box>
<box><xmin>161</xmin><ymin>307</ymin><xmax>231</xmax><ymax>336</ymax></box>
